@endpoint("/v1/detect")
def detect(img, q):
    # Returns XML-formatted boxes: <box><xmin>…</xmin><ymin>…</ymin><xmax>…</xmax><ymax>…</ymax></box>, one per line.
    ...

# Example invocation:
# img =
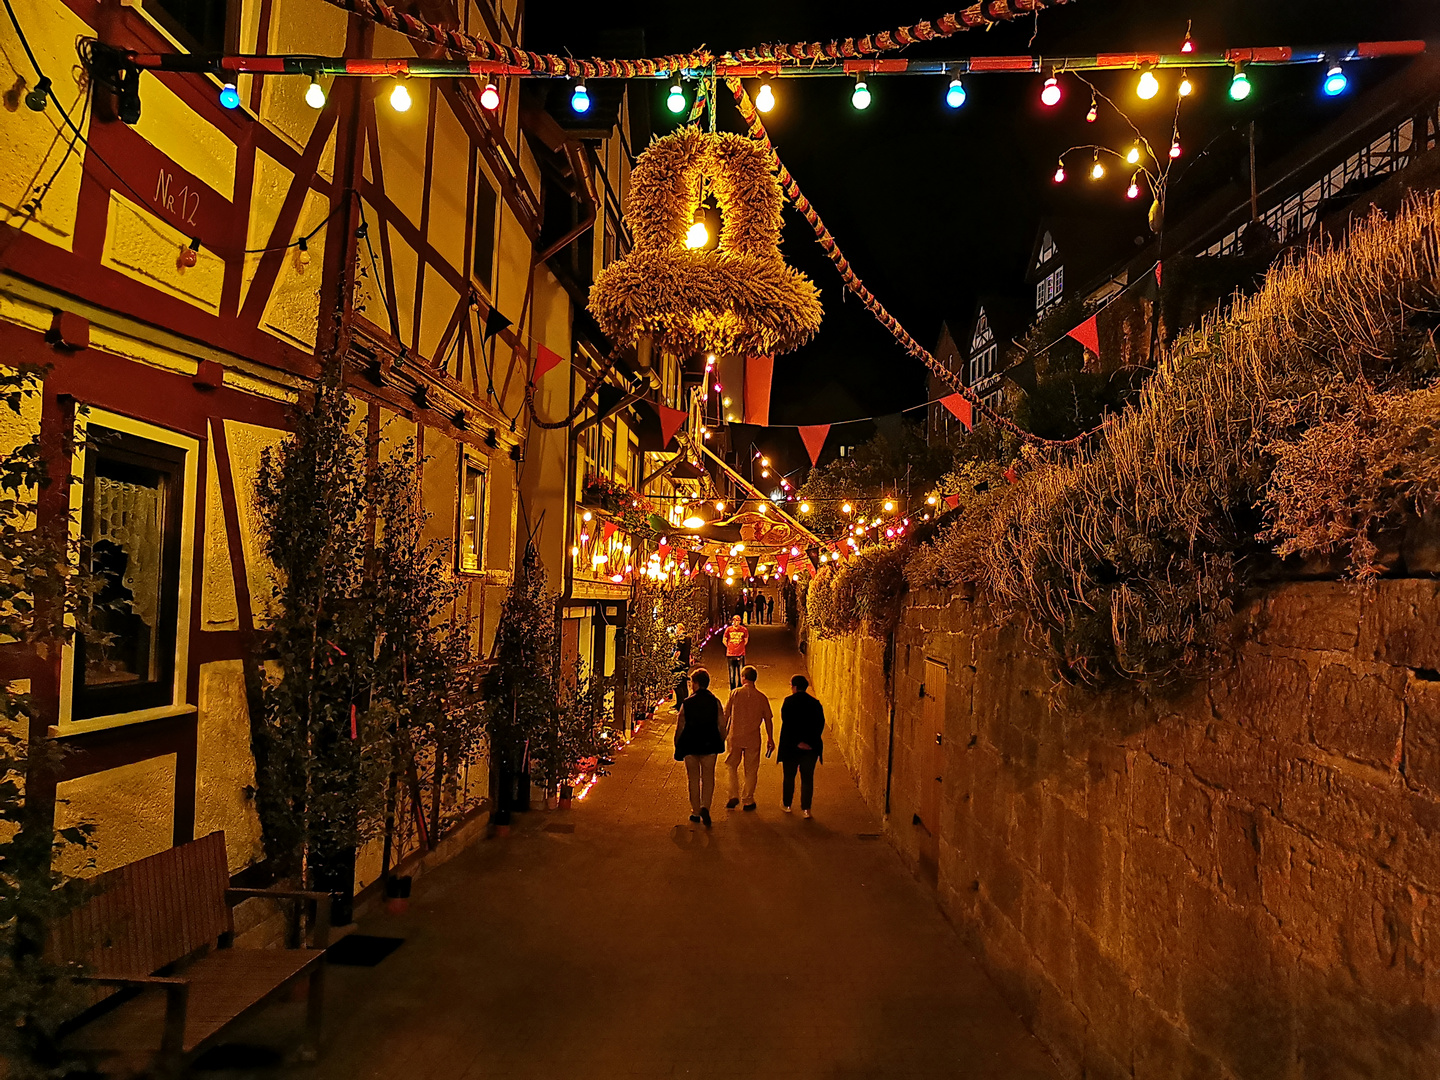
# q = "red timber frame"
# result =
<box><xmin>1</xmin><ymin>0</ymin><xmax>547</xmax><ymax>840</ymax></box>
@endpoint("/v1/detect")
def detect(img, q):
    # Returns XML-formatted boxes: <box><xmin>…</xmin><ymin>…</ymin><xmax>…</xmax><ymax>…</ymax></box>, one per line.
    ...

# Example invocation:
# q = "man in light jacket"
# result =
<box><xmin>722</xmin><ymin>665</ymin><xmax>774</xmax><ymax>811</ymax></box>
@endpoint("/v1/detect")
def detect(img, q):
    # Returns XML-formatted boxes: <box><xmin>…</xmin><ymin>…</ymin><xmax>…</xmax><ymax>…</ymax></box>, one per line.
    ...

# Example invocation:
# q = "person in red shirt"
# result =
<box><xmin>722</xmin><ymin>615</ymin><xmax>749</xmax><ymax>690</ymax></box>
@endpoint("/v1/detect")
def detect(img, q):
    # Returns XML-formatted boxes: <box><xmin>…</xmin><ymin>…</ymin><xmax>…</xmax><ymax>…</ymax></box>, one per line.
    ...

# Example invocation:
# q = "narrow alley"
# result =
<box><xmin>223</xmin><ymin>626</ymin><xmax>1057</xmax><ymax>1080</ymax></box>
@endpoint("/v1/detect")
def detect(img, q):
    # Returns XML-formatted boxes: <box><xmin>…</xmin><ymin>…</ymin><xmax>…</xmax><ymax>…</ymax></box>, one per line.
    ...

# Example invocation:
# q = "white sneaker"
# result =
<box><xmin>783</xmin><ymin>805</ymin><xmax>792</xmax><ymax>814</ymax></box>
<box><xmin>802</xmin><ymin>809</ymin><xmax>812</xmax><ymax>819</ymax></box>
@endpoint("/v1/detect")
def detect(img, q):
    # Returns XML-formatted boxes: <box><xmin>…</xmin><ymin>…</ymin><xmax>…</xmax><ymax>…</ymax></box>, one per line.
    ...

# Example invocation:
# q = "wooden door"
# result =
<box><xmin>918</xmin><ymin>658</ymin><xmax>948</xmax><ymax>883</ymax></box>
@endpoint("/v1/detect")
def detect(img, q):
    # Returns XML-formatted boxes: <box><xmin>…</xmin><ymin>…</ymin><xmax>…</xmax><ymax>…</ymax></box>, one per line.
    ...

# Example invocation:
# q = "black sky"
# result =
<box><xmin>528</xmin><ymin>1</ymin><xmax>1440</xmax><ymax>432</ymax></box>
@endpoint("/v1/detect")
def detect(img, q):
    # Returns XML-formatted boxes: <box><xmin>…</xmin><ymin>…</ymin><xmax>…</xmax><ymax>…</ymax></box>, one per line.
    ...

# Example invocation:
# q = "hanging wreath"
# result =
<box><xmin>589</xmin><ymin>126</ymin><xmax>823</xmax><ymax>358</ymax></box>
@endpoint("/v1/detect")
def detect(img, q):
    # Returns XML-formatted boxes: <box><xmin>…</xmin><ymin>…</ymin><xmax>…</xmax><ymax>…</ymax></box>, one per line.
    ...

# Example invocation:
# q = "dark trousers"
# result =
<box><xmin>674</xmin><ymin>678</ymin><xmax>688</xmax><ymax>708</ymax></box>
<box><xmin>727</xmin><ymin>656</ymin><xmax>744</xmax><ymax>689</ymax></box>
<box><xmin>781</xmin><ymin>751</ymin><xmax>819</xmax><ymax>810</ymax></box>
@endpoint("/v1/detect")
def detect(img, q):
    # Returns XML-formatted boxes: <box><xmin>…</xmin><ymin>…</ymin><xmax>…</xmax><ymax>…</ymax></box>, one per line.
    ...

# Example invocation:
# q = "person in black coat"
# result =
<box><xmin>778</xmin><ymin>674</ymin><xmax>825</xmax><ymax>817</ymax></box>
<box><xmin>674</xmin><ymin>667</ymin><xmax>725</xmax><ymax>826</ymax></box>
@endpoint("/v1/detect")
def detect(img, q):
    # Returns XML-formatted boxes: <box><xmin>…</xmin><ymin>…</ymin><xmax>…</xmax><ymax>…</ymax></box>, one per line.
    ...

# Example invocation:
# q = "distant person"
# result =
<box><xmin>743</xmin><ymin>594</ymin><xmax>754</xmax><ymax>624</ymax></box>
<box><xmin>723</xmin><ymin>666</ymin><xmax>774</xmax><ymax>812</ymax></box>
<box><xmin>766</xmin><ymin>595</ymin><xmax>775</xmax><ymax>625</ymax></box>
<box><xmin>672</xmin><ymin>623</ymin><xmax>691</xmax><ymax>709</ymax></box>
<box><xmin>734</xmin><ymin>596</ymin><xmax>746</xmax><ymax>624</ymax></box>
<box><xmin>723</xmin><ymin>615</ymin><xmax>749</xmax><ymax>690</ymax></box>
<box><xmin>674</xmin><ymin>668</ymin><xmax>725</xmax><ymax>826</ymax></box>
<box><xmin>778</xmin><ymin>674</ymin><xmax>825</xmax><ymax>818</ymax></box>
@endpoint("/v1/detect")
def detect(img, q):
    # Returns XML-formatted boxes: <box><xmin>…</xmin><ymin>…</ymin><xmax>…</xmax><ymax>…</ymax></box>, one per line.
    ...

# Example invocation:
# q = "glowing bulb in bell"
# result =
<box><xmin>755</xmin><ymin>83</ymin><xmax>775</xmax><ymax>112</ymax></box>
<box><xmin>390</xmin><ymin>81</ymin><xmax>412</xmax><ymax>112</ymax></box>
<box><xmin>1136</xmin><ymin>70</ymin><xmax>1159</xmax><ymax>100</ymax></box>
<box><xmin>685</xmin><ymin>219</ymin><xmax>709</xmax><ymax>249</ymax></box>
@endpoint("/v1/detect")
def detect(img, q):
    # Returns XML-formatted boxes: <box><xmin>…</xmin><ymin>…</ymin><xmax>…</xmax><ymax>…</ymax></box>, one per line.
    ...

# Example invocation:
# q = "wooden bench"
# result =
<box><xmin>51</xmin><ymin>830</ymin><xmax>328</xmax><ymax>1074</ymax></box>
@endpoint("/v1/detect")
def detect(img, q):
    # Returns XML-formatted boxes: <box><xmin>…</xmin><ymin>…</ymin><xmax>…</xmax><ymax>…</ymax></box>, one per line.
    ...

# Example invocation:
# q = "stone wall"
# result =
<box><xmin>807</xmin><ymin>579</ymin><xmax>1440</xmax><ymax>1080</ymax></box>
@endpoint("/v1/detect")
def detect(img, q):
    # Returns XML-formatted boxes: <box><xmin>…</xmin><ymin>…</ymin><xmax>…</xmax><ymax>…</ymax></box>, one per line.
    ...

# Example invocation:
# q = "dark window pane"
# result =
<box><xmin>473</xmin><ymin>172</ymin><xmax>497</xmax><ymax>290</ymax></box>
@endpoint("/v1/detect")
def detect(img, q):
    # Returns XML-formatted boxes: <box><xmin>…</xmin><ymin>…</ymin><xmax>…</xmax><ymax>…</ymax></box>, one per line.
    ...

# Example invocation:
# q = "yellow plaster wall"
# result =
<box><xmin>196</xmin><ymin>661</ymin><xmax>264</xmax><ymax>873</ymax></box>
<box><xmin>372</xmin><ymin>39</ymin><xmax>427</xmax><ymax>231</ymax></box>
<box><xmin>387</xmin><ymin>229</ymin><xmax>420</xmax><ymax>349</ymax></box>
<box><xmin>428</xmin><ymin>98</ymin><xmax>470</xmax><ymax>275</ymax></box>
<box><xmin>133</xmin><ymin>72</ymin><xmax>237</xmax><ymax>201</ymax></box>
<box><xmin>517</xmin><ymin>269</ymin><xmax>573</xmax><ymax>585</ymax></box>
<box><xmin>421</xmin><ymin>429</ymin><xmax>458</xmax><ymax>554</ymax></box>
<box><xmin>103</xmin><ymin>193</ymin><xmax>224</xmax><ymax>314</ymax></box>
<box><xmin>260</xmin><ymin>188</ymin><xmax>328</xmax><ymax>350</ymax></box>
<box><xmin>486</xmin><ymin>446</ymin><xmax>515</xmax><ymax>573</ymax></box>
<box><xmin>56</xmin><ymin>754</ymin><xmax>176</xmax><ymax>877</ymax></box>
<box><xmin>241</xmin><ymin>150</ymin><xmax>294</xmax><ymax>312</ymax></box>
<box><xmin>261</xmin><ymin>0</ymin><xmax>348</xmax><ymax>158</ymax></box>
<box><xmin>379</xmin><ymin>409</ymin><xmax>417</xmax><ymax>462</ymax></box>
<box><xmin>0</xmin><ymin>0</ymin><xmax>93</xmax><ymax>249</ymax></box>
<box><xmin>417</xmin><ymin>265</ymin><xmax>459</xmax><ymax>364</ymax></box>
<box><xmin>201</xmin><ymin>432</ymin><xmax>240</xmax><ymax>630</ymax></box>
<box><xmin>222</xmin><ymin>419</ymin><xmax>287</xmax><ymax>625</ymax></box>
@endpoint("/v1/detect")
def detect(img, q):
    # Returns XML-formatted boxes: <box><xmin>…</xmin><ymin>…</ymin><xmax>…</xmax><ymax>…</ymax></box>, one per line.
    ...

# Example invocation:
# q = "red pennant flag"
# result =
<box><xmin>657</xmin><ymin>540</ymin><xmax>671</xmax><ymax>562</ymax></box>
<box><xmin>602</xmin><ymin>521</ymin><xmax>617</xmax><ymax>542</ymax></box>
<box><xmin>798</xmin><ymin>424</ymin><xmax>830</xmax><ymax>466</ymax></box>
<box><xmin>1004</xmin><ymin>466</ymin><xmax>1018</xmax><ymax>484</ymax></box>
<box><xmin>533</xmin><ymin>344</ymin><xmax>563</xmax><ymax>382</ymax></box>
<box><xmin>944</xmin><ymin>494</ymin><xmax>960</xmax><ymax>509</ymax></box>
<box><xmin>1154</xmin><ymin>261</ymin><xmax>1163</xmax><ymax>287</ymax></box>
<box><xmin>716</xmin><ymin>554</ymin><xmax>728</xmax><ymax>577</ymax></box>
<box><xmin>1066</xmin><ymin>314</ymin><xmax>1100</xmax><ymax>357</ymax></box>
<box><xmin>656</xmin><ymin>403</ymin><xmax>687</xmax><ymax>449</ymax></box>
<box><xmin>777</xmin><ymin>551</ymin><xmax>790</xmax><ymax>575</ymax></box>
<box><xmin>940</xmin><ymin>393</ymin><xmax>973</xmax><ymax>430</ymax></box>
<box><xmin>744</xmin><ymin>354</ymin><xmax>773</xmax><ymax>427</ymax></box>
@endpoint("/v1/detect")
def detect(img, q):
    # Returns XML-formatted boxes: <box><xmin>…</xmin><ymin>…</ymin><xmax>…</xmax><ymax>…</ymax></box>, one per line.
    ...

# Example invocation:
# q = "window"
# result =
<box><xmin>473</xmin><ymin>171</ymin><xmax>498</xmax><ymax>291</ymax></box>
<box><xmin>1036</xmin><ymin>266</ymin><xmax>1064</xmax><ymax>313</ymax></box>
<box><xmin>599</xmin><ymin>427</ymin><xmax>615</xmax><ymax>476</ymax></box>
<box><xmin>458</xmin><ymin>457</ymin><xmax>487</xmax><ymax>573</ymax></box>
<box><xmin>629</xmin><ymin>444</ymin><xmax>643</xmax><ymax>490</ymax></box>
<box><xmin>73</xmin><ymin>428</ymin><xmax>186</xmax><ymax>721</ymax></box>
<box><xmin>144</xmin><ymin>0</ymin><xmax>229</xmax><ymax>52</ymax></box>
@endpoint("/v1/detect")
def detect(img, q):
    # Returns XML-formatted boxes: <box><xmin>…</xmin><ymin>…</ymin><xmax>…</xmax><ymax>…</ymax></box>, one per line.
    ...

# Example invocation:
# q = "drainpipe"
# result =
<box><xmin>534</xmin><ymin>142</ymin><xmax>597</xmax><ymax>266</ymax></box>
<box><xmin>883</xmin><ymin>633</ymin><xmax>897</xmax><ymax>817</ymax></box>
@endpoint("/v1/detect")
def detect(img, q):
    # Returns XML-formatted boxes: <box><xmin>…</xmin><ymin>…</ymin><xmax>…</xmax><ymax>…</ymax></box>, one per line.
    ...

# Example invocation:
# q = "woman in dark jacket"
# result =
<box><xmin>674</xmin><ymin>667</ymin><xmax>725</xmax><ymax>826</ymax></box>
<box><xmin>778</xmin><ymin>674</ymin><xmax>825</xmax><ymax>818</ymax></box>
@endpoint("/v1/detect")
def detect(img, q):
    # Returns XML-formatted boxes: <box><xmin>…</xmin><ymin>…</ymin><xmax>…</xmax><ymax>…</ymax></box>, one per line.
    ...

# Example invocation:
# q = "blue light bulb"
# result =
<box><xmin>945</xmin><ymin>78</ymin><xmax>966</xmax><ymax>109</ymax></box>
<box><xmin>1323</xmin><ymin>65</ymin><xmax>1347</xmax><ymax>97</ymax></box>
<box><xmin>571</xmin><ymin>82</ymin><xmax>591</xmax><ymax>114</ymax></box>
<box><xmin>219</xmin><ymin>82</ymin><xmax>240</xmax><ymax>109</ymax></box>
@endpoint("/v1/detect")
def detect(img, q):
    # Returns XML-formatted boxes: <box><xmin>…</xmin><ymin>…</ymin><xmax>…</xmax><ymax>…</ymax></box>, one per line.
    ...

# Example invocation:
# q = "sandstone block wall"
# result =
<box><xmin>807</xmin><ymin>579</ymin><xmax>1440</xmax><ymax>1080</ymax></box>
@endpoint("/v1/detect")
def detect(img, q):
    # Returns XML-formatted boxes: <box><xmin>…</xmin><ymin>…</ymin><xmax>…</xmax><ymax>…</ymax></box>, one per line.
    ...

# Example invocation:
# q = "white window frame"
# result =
<box><xmin>458</xmin><ymin>453</ymin><xmax>488</xmax><ymax>575</ymax></box>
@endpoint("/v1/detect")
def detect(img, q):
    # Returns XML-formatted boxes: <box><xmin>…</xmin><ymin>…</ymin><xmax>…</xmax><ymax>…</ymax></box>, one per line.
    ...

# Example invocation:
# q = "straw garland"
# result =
<box><xmin>589</xmin><ymin>126</ymin><xmax>822</xmax><ymax>358</ymax></box>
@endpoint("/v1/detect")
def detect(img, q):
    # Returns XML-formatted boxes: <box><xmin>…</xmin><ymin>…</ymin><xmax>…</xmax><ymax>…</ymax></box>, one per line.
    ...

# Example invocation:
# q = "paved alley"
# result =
<box><xmin>236</xmin><ymin>626</ymin><xmax>1057</xmax><ymax>1080</ymax></box>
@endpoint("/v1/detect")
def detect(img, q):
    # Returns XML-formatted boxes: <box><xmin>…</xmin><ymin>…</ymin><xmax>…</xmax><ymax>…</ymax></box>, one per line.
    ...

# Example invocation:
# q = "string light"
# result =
<box><xmin>1181</xmin><ymin>26</ymin><xmax>1195</xmax><ymax>53</ymax></box>
<box><xmin>219</xmin><ymin>82</ymin><xmax>240</xmax><ymax>109</ymax></box>
<box><xmin>945</xmin><ymin>69</ymin><xmax>967</xmax><ymax>109</ymax></box>
<box><xmin>1086</xmin><ymin>94</ymin><xmax>1098</xmax><ymax>122</ymax></box>
<box><xmin>1323</xmin><ymin>63</ymin><xmax>1348</xmax><ymax>96</ymax></box>
<box><xmin>755</xmin><ymin>82</ymin><xmax>775</xmax><ymax>112</ymax></box>
<box><xmin>571</xmin><ymin>80</ymin><xmax>591</xmax><ymax>113</ymax></box>
<box><xmin>1040</xmin><ymin>74</ymin><xmax>1061</xmax><ymax>107</ymax></box>
<box><xmin>1229</xmin><ymin>65</ymin><xmax>1251</xmax><ymax>101</ymax></box>
<box><xmin>305</xmin><ymin>76</ymin><xmax>326</xmax><ymax>109</ymax></box>
<box><xmin>1169</xmin><ymin>134</ymin><xmax>1182</xmax><ymax>158</ymax></box>
<box><xmin>1126</xmin><ymin>142</ymin><xmax>1141</xmax><ymax>164</ymax></box>
<box><xmin>799</xmin><ymin>502</ymin><xmax>810</xmax><ymax>514</ymax></box>
<box><xmin>295</xmin><ymin>236</ymin><xmax>311</xmax><ymax>269</ymax></box>
<box><xmin>1090</xmin><ymin>154</ymin><xmax>1105</xmax><ymax>180</ymax></box>
<box><xmin>1053</xmin><ymin>160</ymin><xmax>1066</xmax><ymax>183</ymax></box>
<box><xmin>1126</xmin><ymin>175</ymin><xmax>1140</xmax><ymax>199</ymax></box>
<box><xmin>390</xmin><ymin>80</ymin><xmax>412</xmax><ymax>112</ymax></box>
<box><xmin>883</xmin><ymin>500</ymin><xmax>895</xmax><ymax>512</ymax></box>
<box><xmin>667</xmin><ymin>79</ymin><xmax>686</xmax><ymax>114</ymax></box>
<box><xmin>479</xmin><ymin>79</ymin><xmax>500</xmax><ymax>111</ymax></box>
<box><xmin>1178</xmin><ymin>71</ymin><xmax>1194</xmax><ymax>97</ymax></box>
<box><xmin>1136</xmin><ymin>69</ymin><xmax>1159</xmax><ymax>100</ymax></box>
<box><xmin>852</xmin><ymin>75</ymin><xmax>871</xmax><ymax>110</ymax></box>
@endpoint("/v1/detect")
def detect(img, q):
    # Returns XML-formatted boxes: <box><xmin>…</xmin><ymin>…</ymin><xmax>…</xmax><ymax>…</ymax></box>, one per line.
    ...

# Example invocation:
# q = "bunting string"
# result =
<box><xmin>727</xmin><ymin>76</ymin><xmax>1100</xmax><ymax>452</ymax></box>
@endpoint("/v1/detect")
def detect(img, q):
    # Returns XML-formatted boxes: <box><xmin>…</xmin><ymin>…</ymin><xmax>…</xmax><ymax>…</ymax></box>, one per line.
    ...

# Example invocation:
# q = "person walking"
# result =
<box><xmin>734</xmin><ymin>596</ymin><xmax>746</xmax><ymax>624</ymax></box>
<box><xmin>778</xmin><ymin>674</ymin><xmax>825</xmax><ymax>818</ymax></box>
<box><xmin>674</xmin><ymin>668</ymin><xmax>725</xmax><ymax>826</ymax></box>
<box><xmin>671</xmin><ymin>623</ymin><xmax>692</xmax><ymax>710</ymax></box>
<box><xmin>722</xmin><ymin>666</ymin><xmax>774</xmax><ymax>812</ymax></box>
<box><xmin>722</xmin><ymin>615</ymin><xmax>749</xmax><ymax>690</ymax></box>
<box><xmin>766</xmin><ymin>595</ymin><xmax>775</xmax><ymax>625</ymax></box>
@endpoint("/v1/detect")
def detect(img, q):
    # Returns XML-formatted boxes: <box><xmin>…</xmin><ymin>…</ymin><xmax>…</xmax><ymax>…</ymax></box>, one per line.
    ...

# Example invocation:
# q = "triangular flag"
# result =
<box><xmin>601</xmin><ymin>521</ymin><xmax>617</xmax><ymax>542</ymax></box>
<box><xmin>1154</xmin><ymin>260</ymin><xmax>1162</xmax><ymax>287</ymax></box>
<box><xmin>716</xmin><ymin>554</ymin><xmax>728</xmax><ymax>577</ymax></box>
<box><xmin>945</xmin><ymin>494</ymin><xmax>960</xmax><ymax>510</ymax></box>
<box><xmin>777</xmin><ymin>551</ymin><xmax>790</xmax><ymax>575</ymax></box>
<box><xmin>1004</xmin><ymin>465</ymin><xmax>1018</xmax><ymax>484</ymax></box>
<box><xmin>743</xmin><ymin>354</ymin><xmax>773</xmax><ymax>427</ymax></box>
<box><xmin>657</xmin><ymin>540</ymin><xmax>670</xmax><ymax>562</ymax></box>
<box><xmin>798</xmin><ymin>424</ymin><xmax>830</xmax><ymax>466</ymax></box>
<box><xmin>1066</xmin><ymin>314</ymin><xmax>1100</xmax><ymax>356</ymax></box>
<box><xmin>746</xmin><ymin>555</ymin><xmax>760</xmax><ymax>577</ymax></box>
<box><xmin>687</xmin><ymin>551</ymin><xmax>704</xmax><ymax>572</ymax></box>
<box><xmin>484</xmin><ymin>307</ymin><xmax>512</xmax><ymax>341</ymax></box>
<box><xmin>806</xmin><ymin>545</ymin><xmax>820</xmax><ymax>570</ymax></box>
<box><xmin>533</xmin><ymin>344</ymin><xmax>563</xmax><ymax>382</ymax></box>
<box><xmin>656</xmin><ymin>402</ymin><xmax>687</xmax><ymax>449</ymax></box>
<box><xmin>595</xmin><ymin>383</ymin><xmax>626</xmax><ymax>420</ymax></box>
<box><xmin>940</xmin><ymin>393</ymin><xmax>973</xmax><ymax>430</ymax></box>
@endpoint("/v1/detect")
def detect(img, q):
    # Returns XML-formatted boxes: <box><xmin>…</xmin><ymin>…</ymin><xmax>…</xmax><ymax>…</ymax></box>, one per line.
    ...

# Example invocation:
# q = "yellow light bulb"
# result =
<box><xmin>883</xmin><ymin>500</ymin><xmax>895</xmax><ymax>512</ymax></box>
<box><xmin>755</xmin><ymin>82</ymin><xmax>775</xmax><ymax>113</ymax></box>
<box><xmin>1179</xmin><ymin>74</ymin><xmax>1194</xmax><ymax>97</ymax></box>
<box><xmin>1126</xmin><ymin>144</ymin><xmax>1141</xmax><ymax>164</ymax></box>
<box><xmin>841</xmin><ymin>503</ymin><xmax>852</xmax><ymax>514</ymax></box>
<box><xmin>799</xmin><ymin>502</ymin><xmax>810</xmax><ymax>514</ymax></box>
<box><xmin>685</xmin><ymin>219</ymin><xmax>709</xmax><ymax>248</ymax></box>
<box><xmin>1091</xmin><ymin>159</ymin><xmax>1106</xmax><ymax>180</ymax></box>
<box><xmin>390</xmin><ymin>81</ymin><xmax>412</xmax><ymax>112</ymax></box>
<box><xmin>1136</xmin><ymin>70</ymin><xmax>1160</xmax><ymax>100</ymax></box>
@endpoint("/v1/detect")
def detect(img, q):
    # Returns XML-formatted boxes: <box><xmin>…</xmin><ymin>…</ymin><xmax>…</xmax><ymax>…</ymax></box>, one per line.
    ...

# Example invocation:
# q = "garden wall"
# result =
<box><xmin>808</xmin><ymin>578</ymin><xmax>1440</xmax><ymax>1080</ymax></box>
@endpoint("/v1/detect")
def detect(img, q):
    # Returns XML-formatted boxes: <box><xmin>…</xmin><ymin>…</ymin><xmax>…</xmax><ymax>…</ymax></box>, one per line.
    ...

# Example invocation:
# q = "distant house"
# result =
<box><xmin>927</xmin><ymin>297</ymin><xmax>1025</xmax><ymax>442</ymax></box>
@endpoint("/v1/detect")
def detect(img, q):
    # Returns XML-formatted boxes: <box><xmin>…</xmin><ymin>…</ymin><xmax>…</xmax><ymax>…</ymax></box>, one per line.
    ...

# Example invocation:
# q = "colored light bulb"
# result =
<box><xmin>945</xmin><ymin>77</ymin><xmax>966</xmax><ymax>109</ymax></box>
<box><xmin>1054</xmin><ymin>163</ymin><xmax>1066</xmax><ymax>183</ymax></box>
<box><xmin>1229</xmin><ymin>69</ymin><xmax>1251</xmax><ymax>101</ymax></box>
<box><xmin>571</xmin><ymin>81</ymin><xmax>590</xmax><ymax>113</ymax></box>
<box><xmin>219</xmin><ymin>82</ymin><xmax>240</xmax><ymax>109</ymax></box>
<box><xmin>1040</xmin><ymin>76</ymin><xmax>1061</xmax><ymax>107</ymax></box>
<box><xmin>852</xmin><ymin>78</ymin><xmax>871</xmax><ymax>110</ymax></box>
<box><xmin>667</xmin><ymin>81</ymin><xmax>686</xmax><ymax>114</ymax></box>
<box><xmin>480</xmin><ymin>82</ymin><xmax>500</xmax><ymax>110</ymax></box>
<box><xmin>1323</xmin><ymin>64</ymin><xmax>1347</xmax><ymax>97</ymax></box>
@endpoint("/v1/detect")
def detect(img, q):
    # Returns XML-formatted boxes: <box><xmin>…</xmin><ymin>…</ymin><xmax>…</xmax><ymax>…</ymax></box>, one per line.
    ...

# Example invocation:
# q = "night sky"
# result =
<box><xmin>529</xmin><ymin>0</ymin><xmax>1440</xmax><ymax>439</ymax></box>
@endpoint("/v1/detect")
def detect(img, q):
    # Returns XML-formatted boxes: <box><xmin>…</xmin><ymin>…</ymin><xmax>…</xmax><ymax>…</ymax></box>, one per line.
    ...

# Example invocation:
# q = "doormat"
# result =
<box><xmin>543</xmin><ymin>823</ymin><xmax>575</xmax><ymax>834</ymax></box>
<box><xmin>191</xmin><ymin>1044</ymin><xmax>284</xmax><ymax>1070</ymax></box>
<box><xmin>325</xmin><ymin>935</ymin><xmax>405</xmax><ymax>967</ymax></box>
